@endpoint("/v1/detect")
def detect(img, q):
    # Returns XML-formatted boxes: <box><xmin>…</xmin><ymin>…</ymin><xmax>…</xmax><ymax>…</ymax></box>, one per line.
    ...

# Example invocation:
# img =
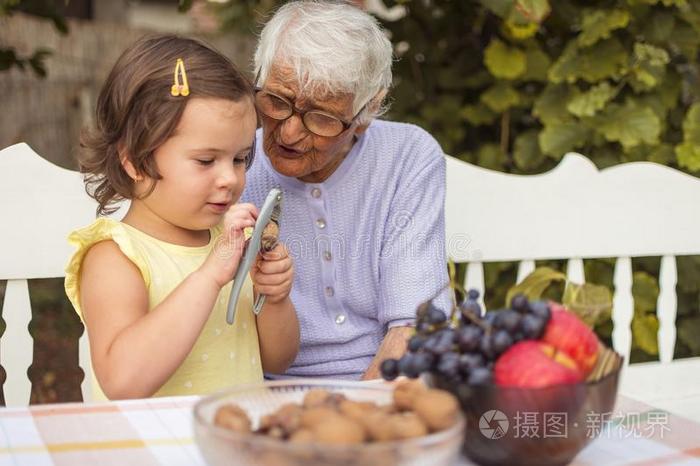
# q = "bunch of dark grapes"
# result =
<box><xmin>380</xmin><ymin>292</ymin><xmax>552</xmax><ymax>385</ymax></box>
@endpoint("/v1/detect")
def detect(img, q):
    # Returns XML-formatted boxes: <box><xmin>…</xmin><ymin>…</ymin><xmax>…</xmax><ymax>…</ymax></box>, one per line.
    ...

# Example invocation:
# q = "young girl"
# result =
<box><xmin>64</xmin><ymin>35</ymin><xmax>299</xmax><ymax>400</ymax></box>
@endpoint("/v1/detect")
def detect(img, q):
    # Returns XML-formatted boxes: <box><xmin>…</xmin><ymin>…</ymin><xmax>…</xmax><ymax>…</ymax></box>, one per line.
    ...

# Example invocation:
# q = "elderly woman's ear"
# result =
<box><xmin>356</xmin><ymin>88</ymin><xmax>389</xmax><ymax>134</ymax></box>
<box><xmin>369</xmin><ymin>89</ymin><xmax>388</xmax><ymax>115</ymax></box>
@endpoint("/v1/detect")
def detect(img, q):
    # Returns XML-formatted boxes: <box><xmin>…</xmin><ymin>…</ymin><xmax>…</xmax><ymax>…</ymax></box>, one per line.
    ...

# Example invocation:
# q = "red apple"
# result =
<box><xmin>494</xmin><ymin>341</ymin><xmax>583</xmax><ymax>388</ymax></box>
<box><xmin>542</xmin><ymin>303</ymin><xmax>599</xmax><ymax>376</ymax></box>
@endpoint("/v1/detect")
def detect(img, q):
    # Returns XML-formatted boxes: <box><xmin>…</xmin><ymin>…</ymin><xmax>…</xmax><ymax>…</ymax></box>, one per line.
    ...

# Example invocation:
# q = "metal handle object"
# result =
<box><xmin>225</xmin><ymin>188</ymin><xmax>283</xmax><ymax>324</ymax></box>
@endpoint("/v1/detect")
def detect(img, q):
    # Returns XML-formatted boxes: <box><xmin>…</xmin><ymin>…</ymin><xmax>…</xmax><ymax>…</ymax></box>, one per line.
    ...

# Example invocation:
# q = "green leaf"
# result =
<box><xmin>578</xmin><ymin>9</ymin><xmax>630</xmax><ymax>47</ymax></box>
<box><xmin>513</xmin><ymin>0</ymin><xmax>551</xmax><ymax>23</ymax></box>
<box><xmin>480</xmin><ymin>0</ymin><xmax>515</xmax><ymax>17</ymax></box>
<box><xmin>629</xmin><ymin>43</ymin><xmax>670</xmax><ymax>91</ymax></box>
<box><xmin>624</xmin><ymin>143</ymin><xmax>675</xmax><ymax>165</ymax></box>
<box><xmin>627</xmin><ymin>0</ymin><xmax>687</xmax><ymax>6</ymax></box>
<box><xmin>437</xmin><ymin>67</ymin><xmax>470</xmax><ymax>91</ymax></box>
<box><xmin>677</xmin><ymin>256</ymin><xmax>700</xmax><ymax>293</ymax></box>
<box><xmin>637</xmin><ymin>93</ymin><xmax>670</xmax><ymax>125</ymax></box>
<box><xmin>677</xmin><ymin>317</ymin><xmax>700</xmax><ymax>354</ymax></box>
<box><xmin>549</xmin><ymin>39</ymin><xmax>627</xmax><ymax>83</ymax></box>
<box><xmin>481</xmin><ymin>81</ymin><xmax>521</xmax><ymax>112</ymax></box>
<box><xmin>28</xmin><ymin>47</ymin><xmax>51</xmax><ymax>78</ymax></box>
<box><xmin>627</xmin><ymin>0</ymin><xmax>688</xmax><ymax>7</ymax></box>
<box><xmin>633</xmin><ymin>271</ymin><xmax>659</xmax><ymax>314</ymax></box>
<box><xmin>668</xmin><ymin>22</ymin><xmax>700</xmax><ymax>59</ymax></box>
<box><xmin>657</xmin><ymin>70</ymin><xmax>682</xmax><ymax>108</ymax></box>
<box><xmin>463</xmin><ymin>70</ymin><xmax>494</xmax><ymax>89</ymax></box>
<box><xmin>522</xmin><ymin>46</ymin><xmax>551</xmax><ymax>81</ymax></box>
<box><xmin>533</xmin><ymin>83</ymin><xmax>571</xmax><ymax>124</ymax></box>
<box><xmin>0</xmin><ymin>47</ymin><xmax>17</xmax><ymax>71</ymax></box>
<box><xmin>476</xmin><ymin>143</ymin><xmax>507</xmax><ymax>170</ymax></box>
<box><xmin>675</xmin><ymin>102</ymin><xmax>700</xmax><ymax>171</ymax></box>
<box><xmin>647</xmin><ymin>143</ymin><xmax>676</xmax><ymax>165</ymax></box>
<box><xmin>630</xmin><ymin>271</ymin><xmax>660</xmax><ymax>356</ymax></box>
<box><xmin>538</xmin><ymin>121</ymin><xmax>592</xmax><ymax>158</ymax></box>
<box><xmin>505</xmin><ymin>267</ymin><xmax>567</xmax><ymax>307</ymax></box>
<box><xmin>505</xmin><ymin>20</ymin><xmax>540</xmax><ymax>40</ymax></box>
<box><xmin>0</xmin><ymin>0</ymin><xmax>21</xmax><ymax>16</ymax></box>
<box><xmin>484</xmin><ymin>39</ymin><xmax>527</xmax><ymax>80</ymax></box>
<box><xmin>632</xmin><ymin>314</ymin><xmax>660</xmax><ymax>355</ymax></box>
<box><xmin>643</xmin><ymin>11</ymin><xmax>676</xmax><ymax>43</ymax></box>
<box><xmin>178</xmin><ymin>0</ymin><xmax>194</xmax><ymax>13</ymax></box>
<box><xmin>513</xmin><ymin>129</ymin><xmax>545</xmax><ymax>170</ymax></box>
<box><xmin>448</xmin><ymin>259</ymin><xmax>465</xmax><ymax>299</ymax></box>
<box><xmin>460</xmin><ymin>104</ymin><xmax>498</xmax><ymax>126</ymax></box>
<box><xmin>675</xmin><ymin>143</ymin><xmax>700</xmax><ymax>172</ymax></box>
<box><xmin>596</xmin><ymin>101</ymin><xmax>661</xmax><ymax>149</ymax></box>
<box><xmin>680</xmin><ymin>102</ymin><xmax>700</xmax><ymax>145</ymax></box>
<box><xmin>562</xmin><ymin>281</ymin><xmax>613</xmax><ymax>327</ymax></box>
<box><xmin>50</xmin><ymin>14</ymin><xmax>68</xmax><ymax>34</ymax></box>
<box><xmin>566</xmin><ymin>81</ymin><xmax>618</xmax><ymax>118</ymax></box>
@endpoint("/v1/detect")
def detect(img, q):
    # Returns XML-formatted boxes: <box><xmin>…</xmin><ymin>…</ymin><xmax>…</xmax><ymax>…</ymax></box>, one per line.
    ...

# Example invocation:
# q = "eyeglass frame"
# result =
<box><xmin>252</xmin><ymin>70</ymin><xmax>367</xmax><ymax>138</ymax></box>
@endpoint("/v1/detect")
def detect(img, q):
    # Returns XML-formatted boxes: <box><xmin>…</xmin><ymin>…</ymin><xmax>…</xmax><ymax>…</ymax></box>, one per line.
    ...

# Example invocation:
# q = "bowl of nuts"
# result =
<box><xmin>193</xmin><ymin>379</ymin><xmax>464</xmax><ymax>466</ymax></box>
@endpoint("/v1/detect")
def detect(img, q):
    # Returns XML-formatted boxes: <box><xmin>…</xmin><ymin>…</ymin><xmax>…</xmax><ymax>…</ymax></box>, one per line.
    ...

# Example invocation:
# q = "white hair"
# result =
<box><xmin>254</xmin><ymin>0</ymin><xmax>393</xmax><ymax>124</ymax></box>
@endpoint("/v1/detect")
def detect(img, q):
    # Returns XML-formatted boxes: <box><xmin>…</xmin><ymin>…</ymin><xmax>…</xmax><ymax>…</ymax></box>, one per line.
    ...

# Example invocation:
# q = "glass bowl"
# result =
<box><xmin>193</xmin><ymin>379</ymin><xmax>465</xmax><ymax>466</ymax></box>
<box><xmin>430</xmin><ymin>350</ymin><xmax>623</xmax><ymax>466</ymax></box>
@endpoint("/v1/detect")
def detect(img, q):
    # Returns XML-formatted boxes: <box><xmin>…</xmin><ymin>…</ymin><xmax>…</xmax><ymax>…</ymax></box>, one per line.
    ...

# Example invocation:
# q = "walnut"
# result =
<box><xmin>214</xmin><ymin>403</ymin><xmax>252</xmax><ymax>433</ymax></box>
<box><xmin>360</xmin><ymin>411</ymin><xmax>395</xmax><ymax>442</ymax></box>
<box><xmin>260</xmin><ymin>403</ymin><xmax>303</xmax><ymax>435</ymax></box>
<box><xmin>260</xmin><ymin>221</ymin><xmax>280</xmax><ymax>252</ymax></box>
<box><xmin>300</xmin><ymin>406</ymin><xmax>340</xmax><ymax>429</ymax></box>
<box><xmin>388</xmin><ymin>412</ymin><xmax>428</xmax><ymax>439</ymax></box>
<box><xmin>311</xmin><ymin>416</ymin><xmax>366</xmax><ymax>445</ymax></box>
<box><xmin>253</xmin><ymin>451</ymin><xmax>295</xmax><ymax>466</ymax></box>
<box><xmin>288</xmin><ymin>429</ymin><xmax>315</xmax><ymax>444</ymax></box>
<box><xmin>412</xmin><ymin>389</ymin><xmax>459</xmax><ymax>431</ymax></box>
<box><xmin>393</xmin><ymin>379</ymin><xmax>427</xmax><ymax>411</ymax></box>
<box><xmin>326</xmin><ymin>392</ymin><xmax>348</xmax><ymax>407</ymax></box>
<box><xmin>338</xmin><ymin>399</ymin><xmax>376</xmax><ymax>422</ymax></box>
<box><xmin>302</xmin><ymin>389</ymin><xmax>331</xmax><ymax>408</ymax></box>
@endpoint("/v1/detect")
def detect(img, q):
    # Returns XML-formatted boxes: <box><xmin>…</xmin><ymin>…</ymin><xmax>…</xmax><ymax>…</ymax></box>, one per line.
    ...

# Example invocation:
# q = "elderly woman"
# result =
<box><xmin>242</xmin><ymin>0</ymin><xmax>449</xmax><ymax>380</ymax></box>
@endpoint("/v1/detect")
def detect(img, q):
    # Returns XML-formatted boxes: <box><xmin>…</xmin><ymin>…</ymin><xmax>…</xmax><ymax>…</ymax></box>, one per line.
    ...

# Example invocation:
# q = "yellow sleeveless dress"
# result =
<box><xmin>64</xmin><ymin>218</ymin><xmax>262</xmax><ymax>400</ymax></box>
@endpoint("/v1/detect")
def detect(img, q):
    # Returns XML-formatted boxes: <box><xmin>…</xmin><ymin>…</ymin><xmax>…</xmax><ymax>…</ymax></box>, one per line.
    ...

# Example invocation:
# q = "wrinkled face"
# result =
<box><xmin>132</xmin><ymin>97</ymin><xmax>257</xmax><ymax>242</ymax></box>
<box><xmin>258</xmin><ymin>65</ymin><xmax>367</xmax><ymax>183</ymax></box>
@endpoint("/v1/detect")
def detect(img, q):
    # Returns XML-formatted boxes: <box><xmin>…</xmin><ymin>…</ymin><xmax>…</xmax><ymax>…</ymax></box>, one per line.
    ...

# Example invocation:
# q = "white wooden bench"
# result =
<box><xmin>446</xmin><ymin>153</ymin><xmax>700</xmax><ymax>421</ymax></box>
<box><xmin>0</xmin><ymin>143</ymin><xmax>96</xmax><ymax>406</ymax></box>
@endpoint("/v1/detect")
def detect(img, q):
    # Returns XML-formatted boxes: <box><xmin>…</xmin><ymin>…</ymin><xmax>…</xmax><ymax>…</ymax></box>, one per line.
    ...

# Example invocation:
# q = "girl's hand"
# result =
<box><xmin>201</xmin><ymin>203</ymin><xmax>258</xmax><ymax>288</ymax></box>
<box><xmin>251</xmin><ymin>242</ymin><xmax>294</xmax><ymax>305</ymax></box>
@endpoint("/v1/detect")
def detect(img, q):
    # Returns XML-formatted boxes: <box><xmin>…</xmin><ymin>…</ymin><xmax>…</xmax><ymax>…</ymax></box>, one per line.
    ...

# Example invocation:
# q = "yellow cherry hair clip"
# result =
<box><xmin>170</xmin><ymin>58</ymin><xmax>190</xmax><ymax>97</ymax></box>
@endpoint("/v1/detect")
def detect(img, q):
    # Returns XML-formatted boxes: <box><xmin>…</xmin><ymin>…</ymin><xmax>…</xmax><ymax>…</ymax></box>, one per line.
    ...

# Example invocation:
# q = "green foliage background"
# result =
<box><xmin>214</xmin><ymin>0</ymin><xmax>700</xmax><ymax>363</ymax></box>
<box><xmin>384</xmin><ymin>0</ymin><xmax>700</xmax><ymax>362</ymax></box>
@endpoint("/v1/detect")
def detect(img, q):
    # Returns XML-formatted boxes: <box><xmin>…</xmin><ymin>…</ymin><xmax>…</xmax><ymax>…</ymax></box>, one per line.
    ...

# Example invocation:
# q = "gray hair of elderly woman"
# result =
<box><xmin>254</xmin><ymin>0</ymin><xmax>393</xmax><ymax>125</ymax></box>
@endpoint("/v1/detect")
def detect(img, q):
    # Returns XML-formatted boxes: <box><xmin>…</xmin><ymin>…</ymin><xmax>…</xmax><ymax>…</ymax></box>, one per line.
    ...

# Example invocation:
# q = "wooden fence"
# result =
<box><xmin>0</xmin><ymin>12</ymin><xmax>254</xmax><ymax>170</ymax></box>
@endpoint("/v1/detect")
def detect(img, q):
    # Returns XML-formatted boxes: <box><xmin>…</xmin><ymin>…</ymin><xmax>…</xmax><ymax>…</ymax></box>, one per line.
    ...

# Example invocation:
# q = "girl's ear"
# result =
<box><xmin>119</xmin><ymin>149</ymin><xmax>143</xmax><ymax>182</ymax></box>
<box><xmin>353</xmin><ymin>88</ymin><xmax>388</xmax><ymax>136</ymax></box>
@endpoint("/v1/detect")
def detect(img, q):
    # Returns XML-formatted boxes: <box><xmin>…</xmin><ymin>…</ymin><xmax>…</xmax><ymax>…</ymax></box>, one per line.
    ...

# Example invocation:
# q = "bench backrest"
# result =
<box><xmin>445</xmin><ymin>153</ymin><xmax>700</xmax><ymax>364</ymax></box>
<box><xmin>2</xmin><ymin>143</ymin><xmax>699</xmax><ymax>405</ymax></box>
<box><xmin>0</xmin><ymin>143</ymin><xmax>97</xmax><ymax>406</ymax></box>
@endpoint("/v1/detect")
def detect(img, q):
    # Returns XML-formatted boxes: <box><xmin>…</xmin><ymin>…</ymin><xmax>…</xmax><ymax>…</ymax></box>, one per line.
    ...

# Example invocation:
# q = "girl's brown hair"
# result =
<box><xmin>80</xmin><ymin>34</ymin><xmax>254</xmax><ymax>215</ymax></box>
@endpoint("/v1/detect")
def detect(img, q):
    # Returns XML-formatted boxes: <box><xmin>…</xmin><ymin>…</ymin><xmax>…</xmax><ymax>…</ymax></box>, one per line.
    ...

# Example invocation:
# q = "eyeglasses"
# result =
<box><xmin>254</xmin><ymin>87</ymin><xmax>366</xmax><ymax>138</ymax></box>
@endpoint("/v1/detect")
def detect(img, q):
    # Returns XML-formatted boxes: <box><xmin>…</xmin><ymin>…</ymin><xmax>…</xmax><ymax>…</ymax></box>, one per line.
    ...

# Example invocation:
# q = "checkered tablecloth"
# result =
<box><xmin>1</xmin><ymin>394</ymin><xmax>699</xmax><ymax>466</ymax></box>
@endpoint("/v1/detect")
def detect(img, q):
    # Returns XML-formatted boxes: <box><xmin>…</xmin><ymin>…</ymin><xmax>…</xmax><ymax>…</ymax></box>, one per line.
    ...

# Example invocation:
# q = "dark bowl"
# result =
<box><xmin>430</xmin><ymin>351</ymin><xmax>623</xmax><ymax>466</ymax></box>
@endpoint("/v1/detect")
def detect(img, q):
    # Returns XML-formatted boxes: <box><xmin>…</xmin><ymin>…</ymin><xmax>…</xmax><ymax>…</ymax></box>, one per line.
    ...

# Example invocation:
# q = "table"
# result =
<box><xmin>1</xmin><ymin>394</ymin><xmax>699</xmax><ymax>465</ymax></box>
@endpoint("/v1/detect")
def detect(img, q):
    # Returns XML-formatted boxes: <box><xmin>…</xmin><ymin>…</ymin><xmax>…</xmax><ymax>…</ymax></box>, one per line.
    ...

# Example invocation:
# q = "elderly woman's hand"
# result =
<box><xmin>251</xmin><ymin>242</ymin><xmax>294</xmax><ymax>305</ymax></box>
